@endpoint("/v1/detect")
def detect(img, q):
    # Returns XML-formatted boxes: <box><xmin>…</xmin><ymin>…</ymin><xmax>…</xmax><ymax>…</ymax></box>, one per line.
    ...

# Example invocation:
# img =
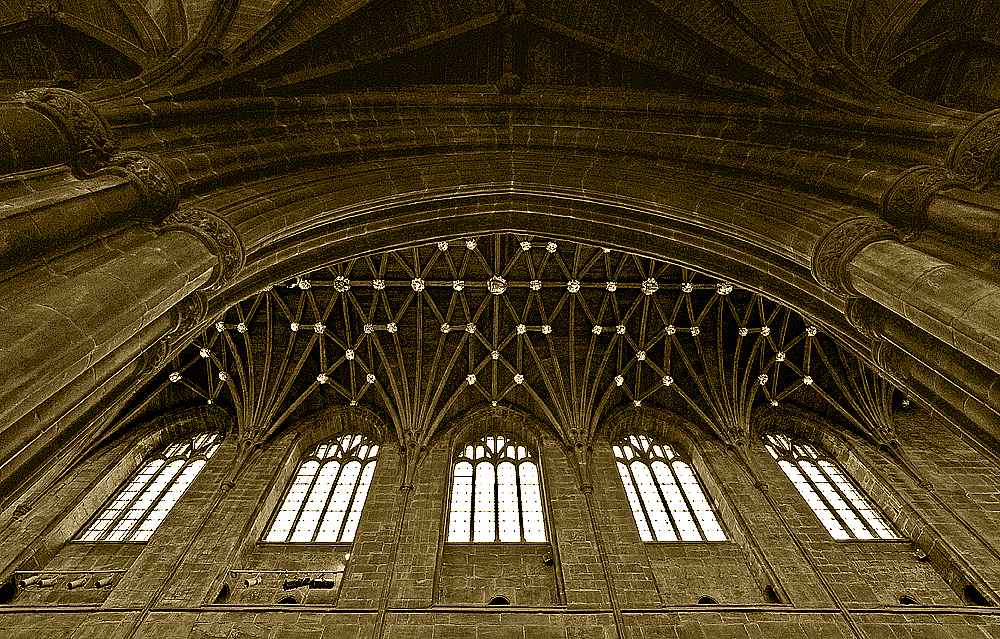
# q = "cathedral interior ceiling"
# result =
<box><xmin>128</xmin><ymin>233</ymin><xmax>897</xmax><ymax>457</ymax></box>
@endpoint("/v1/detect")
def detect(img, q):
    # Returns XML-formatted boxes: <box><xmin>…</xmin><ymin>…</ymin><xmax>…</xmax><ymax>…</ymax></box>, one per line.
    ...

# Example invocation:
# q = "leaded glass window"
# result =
<box><xmin>763</xmin><ymin>434</ymin><xmax>900</xmax><ymax>540</ymax></box>
<box><xmin>78</xmin><ymin>432</ymin><xmax>222</xmax><ymax>542</ymax></box>
<box><xmin>447</xmin><ymin>434</ymin><xmax>546</xmax><ymax>542</ymax></box>
<box><xmin>614</xmin><ymin>434</ymin><xmax>726</xmax><ymax>542</ymax></box>
<box><xmin>264</xmin><ymin>434</ymin><xmax>378</xmax><ymax>543</ymax></box>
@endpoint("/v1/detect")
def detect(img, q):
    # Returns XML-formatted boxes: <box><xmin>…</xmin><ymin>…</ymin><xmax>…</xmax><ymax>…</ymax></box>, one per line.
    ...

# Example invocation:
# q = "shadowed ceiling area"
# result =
<box><xmin>125</xmin><ymin>234</ymin><xmax>896</xmax><ymax>452</ymax></box>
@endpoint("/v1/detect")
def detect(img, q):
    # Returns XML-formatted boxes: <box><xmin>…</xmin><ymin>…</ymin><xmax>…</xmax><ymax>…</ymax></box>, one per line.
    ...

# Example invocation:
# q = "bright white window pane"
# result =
<box><xmin>293</xmin><ymin>461</ymin><xmax>341</xmax><ymax>542</ymax></box>
<box><xmin>311</xmin><ymin>460</ymin><xmax>361</xmax><ymax>542</ymax></box>
<box><xmin>79</xmin><ymin>459</ymin><xmax>164</xmax><ymax>541</ymax></box>
<box><xmin>799</xmin><ymin>461</ymin><xmax>872</xmax><ymax>539</ymax></box>
<box><xmin>497</xmin><ymin>462</ymin><xmax>520</xmax><ymax>542</ymax></box>
<box><xmin>818</xmin><ymin>460</ymin><xmax>897</xmax><ymax>539</ymax></box>
<box><xmin>474</xmin><ymin>461</ymin><xmax>496</xmax><ymax>542</ymax></box>
<box><xmin>130</xmin><ymin>459</ymin><xmax>205</xmax><ymax>541</ymax></box>
<box><xmin>448</xmin><ymin>461</ymin><xmax>473</xmax><ymax>541</ymax></box>
<box><xmin>778</xmin><ymin>460</ymin><xmax>849</xmax><ymax>539</ymax></box>
<box><xmin>631</xmin><ymin>461</ymin><xmax>676</xmax><ymax>541</ymax></box>
<box><xmin>519</xmin><ymin>462</ymin><xmax>545</xmax><ymax>542</ymax></box>
<box><xmin>106</xmin><ymin>459</ymin><xmax>185</xmax><ymax>541</ymax></box>
<box><xmin>340</xmin><ymin>460</ymin><xmax>376</xmax><ymax>542</ymax></box>
<box><xmin>674</xmin><ymin>461</ymin><xmax>726</xmax><ymax>541</ymax></box>
<box><xmin>618</xmin><ymin>461</ymin><xmax>653</xmax><ymax>541</ymax></box>
<box><xmin>652</xmin><ymin>461</ymin><xmax>700</xmax><ymax>541</ymax></box>
<box><xmin>265</xmin><ymin>460</ymin><xmax>319</xmax><ymax>542</ymax></box>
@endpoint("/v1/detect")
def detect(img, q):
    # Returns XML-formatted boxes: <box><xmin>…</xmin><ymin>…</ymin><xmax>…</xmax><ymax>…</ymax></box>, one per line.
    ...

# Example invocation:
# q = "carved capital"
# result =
<box><xmin>138</xmin><ymin>337</ymin><xmax>171</xmax><ymax>378</ymax></box>
<box><xmin>100</xmin><ymin>151</ymin><xmax>180</xmax><ymax>222</ymax></box>
<box><xmin>160</xmin><ymin>209</ymin><xmax>245</xmax><ymax>290</ymax></box>
<box><xmin>812</xmin><ymin>217</ymin><xmax>898</xmax><ymax>296</ymax></box>
<box><xmin>880</xmin><ymin>165</ymin><xmax>964</xmax><ymax>237</ymax></box>
<box><xmin>172</xmin><ymin>290</ymin><xmax>209</xmax><ymax>335</ymax></box>
<box><xmin>872</xmin><ymin>342</ymin><xmax>914</xmax><ymax>380</ymax></box>
<box><xmin>12</xmin><ymin>87</ymin><xmax>117</xmax><ymax>173</ymax></box>
<box><xmin>844</xmin><ymin>297</ymin><xmax>886</xmax><ymax>340</ymax></box>
<box><xmin>948</xmin><ymin>109</ymin><xmax>1000</xmax><ymax>191</ymax></box>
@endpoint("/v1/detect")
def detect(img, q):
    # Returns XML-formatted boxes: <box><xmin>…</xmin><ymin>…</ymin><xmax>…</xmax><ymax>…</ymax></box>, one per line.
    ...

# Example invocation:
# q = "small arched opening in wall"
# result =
<box><xmin>488</xmin><ymin>595</ymin><xmax>511</xmax><ymax>605</ymax></box>
<box><xmin>763</xmin><ymin>585</ymin><xmax>781</xmax><ymax>603</ymax></box>
<box><xmin>698</xmin><ymin>595</ymin><xmax>719</xmax><ymax>604</ymax></box>
<box><xmin>899</xmin><ymin>594</ymin><xmax>919</xmax><ymax>605</ymax></box>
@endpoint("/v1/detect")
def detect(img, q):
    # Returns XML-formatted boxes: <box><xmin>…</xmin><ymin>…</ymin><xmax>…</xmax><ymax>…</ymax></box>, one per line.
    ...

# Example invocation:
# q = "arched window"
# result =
<box><xmin>447</xmin><ymin>434</ymin><xmax>546</xmax><ymax>543</ymax></box>
<box><xmin>77</xmin><ymin>432</ymin><xmax>222</xmax><ymax>542</ymax></box>
<box><xmin>264</xmin><ymin>434</ymin><xmax>379</xmax><ymax>543</ymax></box>
<box><xmin>763</xmin><ymin>433</ymin><xmax>900</xmax><ymax>540</ymax></box>
<box><xmin>614</xmin><ymin>434</ymin><xmax>726</xmax><ymax>542</ymax></box>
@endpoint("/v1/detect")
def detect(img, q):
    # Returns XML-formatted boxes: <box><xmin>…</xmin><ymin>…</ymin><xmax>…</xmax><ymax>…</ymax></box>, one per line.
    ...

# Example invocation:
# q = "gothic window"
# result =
<box><xmin>264</xmin><ymin>434</ymin><xmax>379</xmax><ymax>543</ymax></box>
<box><xmin>763</xmin><ymin>434</ymin><xmax>900</xmax><ymax>540</ymax></box>
<box><xmin>447</xmin><ymin>434</ymin><xmax>546</xmax><ymax>542</ymax></box>
<box><xmin>614</xmin><ymin>434</ymin><xmax>727</xmax><ymax>542</ymax></box>
<box><xmin>77</xmin><ymin>432</ymin><xmax>222</xmax><ymax>542</ymax></box>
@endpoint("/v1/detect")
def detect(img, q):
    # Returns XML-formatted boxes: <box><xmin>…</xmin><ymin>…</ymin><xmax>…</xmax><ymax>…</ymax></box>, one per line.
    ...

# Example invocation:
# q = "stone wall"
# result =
<box><xmin>2</xmin><ymin>407</ymin><xmax>1000</xmax><ymax>638</ymax></box>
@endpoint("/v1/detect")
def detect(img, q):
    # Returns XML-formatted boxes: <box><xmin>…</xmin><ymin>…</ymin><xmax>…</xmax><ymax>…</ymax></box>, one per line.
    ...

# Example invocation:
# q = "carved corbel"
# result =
<box><xmin>948</xmin><ymin>109</ymin><xmax>1000</xmax><ymax>191</ymax></box>
<box><xmin>880</xmin><ymin>165</ymin><xmax>964</xmax><ymax>238</ymax></box>
<box><xmin>11</xmin><ymin>87</ymin><xmax>118</xmax><ymax>174</ymax></box>
<box><xmin>811</xmin><ymin>216</ymin><xmax>898</xmax><ymax>297</ymax></box>
<box><xmin>97</xmin><ymin>151</ymin><xmax>180</xmax><ymax>222</ymax></box>
<box><xmin>158</xmin><ymin>209</ymin><xmax>246</xmax><ymax>291</ymax></box>
<box><xmin>872</xmin><ymin>341</ymin><xmax>915</xmax><ymax>383</ymax></box>
<box><xmin>844</xmin><ymin>297</ymin><xmax>887</xmax><ymax>341</ymax></box>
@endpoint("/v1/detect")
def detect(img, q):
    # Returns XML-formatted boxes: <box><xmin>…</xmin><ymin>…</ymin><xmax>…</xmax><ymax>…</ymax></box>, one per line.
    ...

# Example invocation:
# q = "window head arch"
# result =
<box><xmin>264</xmin><ymin>433</ymin><xmax>379</xmax><ymax>543</ymax></box>
<box><xmin>78</xmin><ymin>432</ymin><xmax>222</xmax><ymax>542</ymax></box>
<box><xmin>614</xmin><ymin>434</ymin><xmax>726</xmax><ymax>542</ymax></box>
<box><xmin>447</xmin><ymin>434</ymin><xmax>546</xmax><ymax>543</ymax></box>
<box><xmin>763</xmin><ymin>433</ymin><xmax>900</xmax><ymax>540</ymax></box>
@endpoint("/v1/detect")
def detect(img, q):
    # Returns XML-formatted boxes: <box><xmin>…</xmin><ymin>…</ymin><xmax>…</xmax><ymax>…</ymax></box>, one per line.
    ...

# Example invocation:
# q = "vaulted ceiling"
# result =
<box><xmin>121</xmin><ymin>234</ymin><xmax>898</xmax><ymax>452</ymax></box>
<box><xmin>2</xmin><ymin>0</ymin><xmax>997</xmax><ymax>111</ymax></box>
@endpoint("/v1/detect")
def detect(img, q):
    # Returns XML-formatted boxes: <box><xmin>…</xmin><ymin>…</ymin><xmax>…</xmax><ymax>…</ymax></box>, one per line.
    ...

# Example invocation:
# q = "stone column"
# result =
<box><xmin>1</xmin><ymin>88</ymin><xmax>117</xmax><ymax>176</ymax></box>
<box><xmin>0</xmin><ymin>209</ymin><xmax>244</xmax><ymax>483</ymax></box>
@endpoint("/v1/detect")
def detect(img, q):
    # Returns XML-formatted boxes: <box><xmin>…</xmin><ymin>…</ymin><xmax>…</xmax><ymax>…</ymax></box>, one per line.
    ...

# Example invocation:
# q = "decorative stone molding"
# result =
<box><xmin>99</xmin><ymin>151</ymin><xmax>180</xmax><ymax>222</ymax></box>
<box><xmin>844</xmin><ymin>297</ymin><xmax>886</xmax><ymax>340</ymax></box>
<box><xmin>880</xmin><ymin>165</ymin><xmax>964</xmax><ymax>237</ymax></box>
<box><xmin>872</xmin><ymin>342</ymin><xmax>914</xmax><ymax>381</ymax></box>
<box><xmin>138</xmin><ymin>338</ymin><xmax>171</xmax><ymax>379</ymax></box>
<box><xmin>172</xmin><ymin>290</ymin><xmax>209</xmax><ymax>335</ymax></box>
<box><xmin>811</xmin><ymin>217</ymin><xmax>898</xmax><ymax>297</ymax></box>
<box><xmin>12</xmin><ymin>87</ymin><xmax>118</xmax><ymax>173</ymax></box>
<box><xmin>948</xmin><ymin>109</ymin><xmax>1000</xmax><ymax>191</ymax></box>
<box><xmin>159</xmin><ymin>209</ymin><xmax>245</xmax><ymax>290</ymax></box>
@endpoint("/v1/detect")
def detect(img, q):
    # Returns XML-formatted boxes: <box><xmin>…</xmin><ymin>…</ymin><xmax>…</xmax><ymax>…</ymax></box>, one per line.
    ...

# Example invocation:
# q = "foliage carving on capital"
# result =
<box><xmin>880</xmin><ymin>166</ymin><xmax>963</xmax><ymax>237</ymax></box>
<box><xmin>948</xmin><ymin>109</ymin><xmax>1000</xmax><ymax>191</ymax></box>
<box><xmin>100</xmin><ymin>151</ymin><xmax>180</xmax><ymax>222</ymax></box>
<box><xmin>160</xmin><ymin>209</ymin><xmax>245</xmax><ymax>290</ymax></box>
<box><xmin>812</xmin><ymin>217</ymin><xmax>898</xmax><ymax>297</ymax></box>
<box><xmin>173</xmin><ymin>290</ymin><xmax>209</xmax><ymax>335</ymax></box>
<box><xmin>844</xmin><ymin>297</ymin><xmax>886</xmax><ymax>340</ymax></box>
<box><xmin>12</xmin><ymin>87</ymin><xmax>118</xmax><ymax>173</ymax></box>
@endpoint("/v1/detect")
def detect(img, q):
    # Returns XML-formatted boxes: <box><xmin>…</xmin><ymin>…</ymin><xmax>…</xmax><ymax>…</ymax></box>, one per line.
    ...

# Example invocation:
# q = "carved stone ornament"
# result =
<box><xmin>172</xmin><ymin>290</ymin><xmax>209</xmax><ymax>335</ymax></box>
<box><xmin>811</xmin><ymin>217</ymin><xmax>898</xmax><ymax>297</ymax></box>
<box><xmin>98</xmin><ymin>151</ymin><xmax>180</xmax><ymax>222</ymax></box>
<box><xmin>159</xmin><ymin>209</ymin><xmax>246</xmax><ymax>290</ymax></box>
<box><xmin>880</xmin><ymin>165</ymin><xmax>964</xmax><ymax>237</ymax></box>
<box><xmin>948</xmin><ymin>109</ymin><xmax>1000</xmax><ymax>191</ymax></box>
<box><xmin>872</xmin><ymin>342</ymin><xmax>913</xmax><ymax>381</ymax></box>
<box><xmin>12</xmin><ymin>87</ymin><xmax>118</xmax><ymax>173</ymax></box>
<box><xmin>138</xmin><ymin>338</ymin><xmax>171</xmax><ymax>378</ymax></box>
<box><xmin>844</xmin><ymin>297</ymin><xmax>886</xmax><ymax>340</ymax></box>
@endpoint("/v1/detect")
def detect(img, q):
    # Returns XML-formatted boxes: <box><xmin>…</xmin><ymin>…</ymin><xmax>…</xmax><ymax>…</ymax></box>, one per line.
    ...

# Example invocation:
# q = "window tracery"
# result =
<box><xmin>447</xmin><ymin>434</ymin><xmax>546</xmax><ymax>543</ymax></box>
<box><xmin>614</xmin><ymin>434</ymin><xmax>726</xmax><ymax>542</ymax></box>
<box><xmin>77</xmin><ymin>432</ymin><xmax>222</xmax><ymax>542</ymax></box>
<box><xmin>763</xmin><ymin>433</ymin><xmax>900</xmax><ymax>540</ymax></box>
<box><xmin>264</xmin><ymin>434</ymin><xmax>379</xmax><ymax>543</ymax></box>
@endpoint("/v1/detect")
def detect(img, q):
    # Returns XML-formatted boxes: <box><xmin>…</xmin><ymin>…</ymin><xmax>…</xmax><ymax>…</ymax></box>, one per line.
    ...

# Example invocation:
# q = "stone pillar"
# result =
<box><xmin>0</xmin><ymin>209</ymin><xmax>244</xmax><ymax>483</ymax></box>
<box><xmin>0</xmin><ymin>151</ymin><xmax>179</xmax><ymax>262</ymax></box>
<box><xmin>1</xmin><ymin>88</ymin><xmax>117</xmax><ymax>175</ymax></box>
